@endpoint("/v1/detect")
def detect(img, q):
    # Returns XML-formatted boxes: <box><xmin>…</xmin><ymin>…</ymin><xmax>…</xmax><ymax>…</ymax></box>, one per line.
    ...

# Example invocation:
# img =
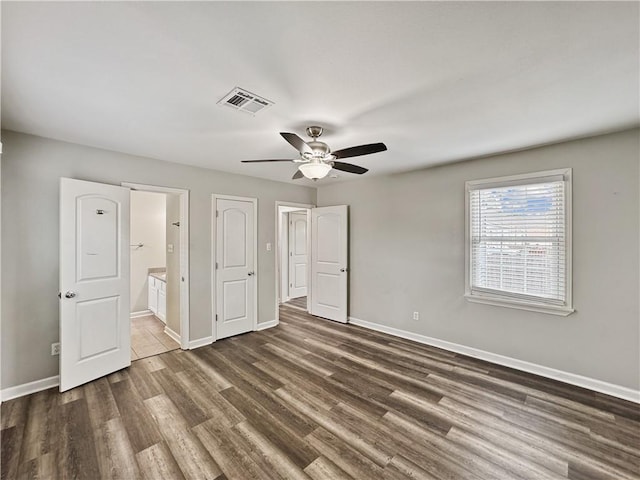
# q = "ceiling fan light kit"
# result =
<box><xmin>299</xmin><ymin>161</ymin><xmax>332</xmax><ymax>180</ymax></box>
<box><xmin>241</xmin><ymin>125</ymin><xmax>387</xmax><ymax>181</ymax></box>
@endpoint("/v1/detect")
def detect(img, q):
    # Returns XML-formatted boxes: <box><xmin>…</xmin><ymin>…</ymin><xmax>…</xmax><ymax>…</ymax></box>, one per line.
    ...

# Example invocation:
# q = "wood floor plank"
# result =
<box><xmin>220</xmin><ymin>386</ymin><xmax>320</xmax><ymax>470</ymax></box>
<box><xmin>391</xmin><ymin>390</ymin><xmax>570</xmax><ymax>476</ymax></box>
<box><xmin>193</xmin><ymin>419</ymin><xmax>278</xmax><ymax>480</ymax></box>
<box><xmin>381</xmin><ymin>410</ymin><xmax>516</xmax><ymax>480</ymax></box>
<box><xmin>233</xmin><ymin>420</ymin><xmax>311</xmax><ymax>480</ymax></box>
<box><xmin>57</xmin><ymin>398</ymin><xmax>101</xmax><ymax>480</ymax></box>
<box><xmin>0</xmin><ymin>394</ymin><xmax>31</xmax><ymax>430</ymax></box>
<box><xmin>329</xmin><ymin>401</ymin><xmax>483</xmax><ymax>480</ymax></box>
<box><xmin>127</xmin><ymin>360</ymin><xmax>164</xmax><ymax>400</ymax></box>
<box><xmin>438</xmin><ymin>396</ymin><xmax>639</xmax><ymax>480</ymax></box>
<box><xmin>144</xmin><ymin>394</ymin><xmax>222</xmax><ymax>479</ymax></box>
<box><xmin>17</xmin><ymin>389</ymin><xmax>58</xmax><ymax>463</ymax></box>
<box><xmin>387</xmin><ymin>455</ymin><xmax>440</xmax><ymax>480</ymax></box>
<box><xmin>135</xmin><ymin>442</ymin><xmax>186</xmax><ymax>480</ymax></box>
<box><xmin>1</xmin><ymin>304</ymin><xmax>638</xmax><ymax>480</ymax></box>
<box><xmin>0</xmin><ymin>426</ymin><xmax>21</xmax><ymax>480</ymax></box>
<box><xmin>277</xmin><ymin>387</ymin><xmax>392</xmax><ymax>468</ymax></box>
<box><xmin>304</xmin><ymin>456</ymin><xmax>354</xmax><ymax>480</ymax></box>
<box><xmin>205</xmin><ymin>348</ymin><xmax>319</xmax><ymax>438</ymax></box>
<box><xmin>110</xmin><ymin>377</ymin><xmax>163</xmax><ymax>454</ymax></box>
<box><xmin>84</xmin><ymin>377</ymin><xmax>120</xmax><ymax>427</ymax></box>
<box><xmin>305</xmin><ymin>427</ymin><xmax>387</xmax><ymax>480</ymax></box>
<box><xmin>174</xmin><ymin>369</ymin><xmax>246</xmax><ymax>429</ymax></box>
<box><xmin>17</xmin><ymin>451</ymin><xmax>56</xmax><ymax>480</ymax></box>
<box><xmin>93</xmin><ymin>417</ymin><xmax>141</xmax><ymax>480</ymax></box>
<box><xmin>151</xmin><ymin>368</ymin><xmax>210</xmax><ymax>428</ymax></box>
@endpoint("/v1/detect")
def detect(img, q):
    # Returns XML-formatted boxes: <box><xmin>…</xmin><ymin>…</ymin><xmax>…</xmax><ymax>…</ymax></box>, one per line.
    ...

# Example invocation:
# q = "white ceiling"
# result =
<box><xmin>2</xmin><ymin>2</ymin><xmax>638</xmax><ymax>185</ymax></box>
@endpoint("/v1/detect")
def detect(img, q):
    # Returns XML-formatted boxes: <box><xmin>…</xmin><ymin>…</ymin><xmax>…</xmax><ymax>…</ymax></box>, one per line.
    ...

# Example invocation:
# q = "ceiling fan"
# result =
<box><xmin>241</xmin><ymin>126</ymin><xmax>387</xmax><ymax>180</ymax></box>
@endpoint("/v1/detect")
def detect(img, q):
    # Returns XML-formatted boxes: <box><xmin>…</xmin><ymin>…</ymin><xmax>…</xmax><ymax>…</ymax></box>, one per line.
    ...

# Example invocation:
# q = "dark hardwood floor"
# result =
<box><xmin>284</xmin><ymin>296</ymin><xmax>307</xmax><ymax>311</ymax></box>
<box><xmin>2</xmin><ymin>304</ymin><xmax>639</xmax><ymax>479</ymax></box>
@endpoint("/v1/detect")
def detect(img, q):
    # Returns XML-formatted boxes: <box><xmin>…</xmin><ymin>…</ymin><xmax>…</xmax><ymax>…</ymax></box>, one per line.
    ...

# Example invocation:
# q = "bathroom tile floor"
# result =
<box><xmin>131</xmin><ymin>315</ymin><xmax>180</xmax><ymax>360</ymax></box>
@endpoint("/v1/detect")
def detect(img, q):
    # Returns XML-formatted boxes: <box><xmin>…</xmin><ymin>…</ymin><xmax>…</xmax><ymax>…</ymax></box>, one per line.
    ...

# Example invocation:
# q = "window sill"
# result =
<box><xmin>464</xmin><ymin>294</ymin><xmax>574</xmax><ymax>316</ymax></box>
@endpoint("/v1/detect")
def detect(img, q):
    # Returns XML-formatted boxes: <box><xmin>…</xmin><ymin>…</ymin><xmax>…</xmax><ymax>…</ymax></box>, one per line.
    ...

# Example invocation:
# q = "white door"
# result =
<box><xmin>288</xmin><ymin>211</ymin><xmax>308</xmax><ymax>299</ymax></box>
<box><xmin>310</xmin><ymin>205</ymin><xmax>348</xmax><ymax>323</ymax></box>
<box><xmin>60</xmin><ymin>178</ymin><xmax>130</xmax><ymax>392</ymax></box>
<box><xmin>215</xmin><ymin>197</ymin><xmax>256</xmax><ymax>340</ymax></box>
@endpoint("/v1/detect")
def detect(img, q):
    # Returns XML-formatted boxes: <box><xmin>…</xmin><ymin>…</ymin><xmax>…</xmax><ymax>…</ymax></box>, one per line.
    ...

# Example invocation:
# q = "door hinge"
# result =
<box><xmin>215</xmin><ymin>314</ymin><xmax>218</xmax><ymax>322</ymax></box>
<box><xmin>290</xmin><ymin>283</ymin><xmax>292</xmax><ymax>288</ymax></box>
<box><xmin>216</xmin><ymin>210</ymin><xmax>219</xmax><ymax>217</ymax></box>
<box><xmin>290</xmin><ymin>252</ymin><xmax>292</xmax><ymax>256</ymax></box>
<box><xmin>290</xmin><ymin>221</ymin><xmax>292</xmax><ymax>225</ymax></box>
<box><xmin>215</xmin><ymin>262</ymin><xmax>218</xmax><ymax>270</ymax></box>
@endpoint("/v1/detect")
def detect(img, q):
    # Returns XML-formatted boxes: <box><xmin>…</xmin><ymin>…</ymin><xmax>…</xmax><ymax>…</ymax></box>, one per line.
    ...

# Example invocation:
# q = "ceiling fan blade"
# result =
<box><xmin>332</xmin><ymin>142</ymin><xmax>387</xmax><ymax>159</ymax></box>
<box><xmin>281</xmin><ymin>132</ymin><xmax>312</xmax><ymax>154</ymax></box>
<box><xmin>292</xmin><ymin>170</ymin><xmax>304</xmax><ymax>180</ymax></box>
<box><xmin>332</xmin><ymin>161</ymin><xmax>368</xmax><ymax>175</ymax></box>
<box><xmin>241</xmin><ymin>159</ymin><xmax>293</xmax><ymax>163</ymax></box>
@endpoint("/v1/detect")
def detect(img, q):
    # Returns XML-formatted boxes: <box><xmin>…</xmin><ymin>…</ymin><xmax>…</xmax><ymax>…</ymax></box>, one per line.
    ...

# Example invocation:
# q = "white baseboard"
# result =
<box><xmin>256</xmin><ymin>320</ymin><xmax>278</xmax><ymax>331</ymax></box>
<box><xmin>164</xmin><ymin>326</ymin><xmax>181</xmax><ymax>344</ymax></box>
<box><xmin>130</xmin><ymin>309</ymin><xmax>152</xmax><ymax>318</ymax></box>
<box><xmin>189</xmin><ymin>336</ymin><xmax>213</xmax><ymax>349</ymax></box>
<box><xmin>348</xmin><ymin>316</ymin><xmax>640</xmax><ymax>404</ymax></box>
<box><xmin>1</xmin><ymin>375</ymin><xmax>60</xmax><ymax>402</ymax></box>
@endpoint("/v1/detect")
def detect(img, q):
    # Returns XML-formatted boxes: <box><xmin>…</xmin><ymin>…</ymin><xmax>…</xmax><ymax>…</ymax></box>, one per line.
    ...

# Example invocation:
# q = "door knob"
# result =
<box><xmin>64</xmin><ymin>291</ymin><xmax>77</xmax><ymax>298</ymax></box>
<box><xmin>340</xmin><ymin>268</ymin><xmax>348</xmax><ymax>272</ymax></box>
<box><xmin>248</xmin><ymin>271</ymin><xmax>255</xmax><ymax>276</ymax></box>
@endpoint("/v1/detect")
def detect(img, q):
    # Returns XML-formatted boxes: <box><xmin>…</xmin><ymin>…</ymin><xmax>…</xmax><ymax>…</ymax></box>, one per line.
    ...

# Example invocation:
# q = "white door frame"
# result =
<box><xmin>212</xmin><ymin>194</ymin><xmax>258</xmax><ymax>341</ymax></box>
<box><xmin>122</xmin><ymin>182</ymin><xmax>190</xmax><ymax>350</ymax></box>
<box><xmin>275</xmin><ymin>201</ymin><xmax>314</xmax><ymax>324</ymax></box>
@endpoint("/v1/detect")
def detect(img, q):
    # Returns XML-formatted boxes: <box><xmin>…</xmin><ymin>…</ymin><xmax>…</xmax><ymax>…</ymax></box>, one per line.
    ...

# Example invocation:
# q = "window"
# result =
<box><xmin>465</xmin><ymin>169</ymin><xmax>573</xmax><ymax>315</ymax></box>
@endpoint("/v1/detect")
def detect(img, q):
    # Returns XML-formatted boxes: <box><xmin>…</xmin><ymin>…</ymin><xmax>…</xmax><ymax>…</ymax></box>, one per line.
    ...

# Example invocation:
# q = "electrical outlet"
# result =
<box><xmin>51</xmin><ymin>342</ymin><xmax>60</xmax><ymax>356</ymax></box>
<box><xmin>412</xmin><ymin>311</ymin><xmax>420</xmax><ymax>321</ymax></box>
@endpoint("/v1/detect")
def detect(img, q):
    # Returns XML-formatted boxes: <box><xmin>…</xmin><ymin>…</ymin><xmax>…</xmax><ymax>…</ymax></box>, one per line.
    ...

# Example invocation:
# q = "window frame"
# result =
<box><xmin>464</xmin><ymin>168</ymin><xmax>574</xmax><ymax>316</ymax></box>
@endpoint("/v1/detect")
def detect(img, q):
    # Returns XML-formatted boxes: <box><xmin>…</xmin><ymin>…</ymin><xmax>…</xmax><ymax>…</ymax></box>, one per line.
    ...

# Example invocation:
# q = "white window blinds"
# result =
<box><xmin>469</xmin><ymin>173</ymin><xmax>569</xmax><ymax>306</ymax></box>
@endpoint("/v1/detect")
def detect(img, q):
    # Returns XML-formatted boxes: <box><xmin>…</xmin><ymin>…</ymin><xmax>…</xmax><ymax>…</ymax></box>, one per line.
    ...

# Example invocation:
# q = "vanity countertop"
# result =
<box><xmin>149</xmin><ymin>271</ymin><xmax>167</xmax><ymax>282</ymax></box>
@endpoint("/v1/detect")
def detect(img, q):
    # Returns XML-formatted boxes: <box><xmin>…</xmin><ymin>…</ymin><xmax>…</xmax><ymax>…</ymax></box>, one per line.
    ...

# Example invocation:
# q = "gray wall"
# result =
<box><xmin>317</xmin><ymin>128</ymin><xmax>640</xmax><ymax>390</ymax></box>
<box><xmin>1</xmin><ymin>130</ymin><xmax>315</xmax><ymax>389</ymax></box>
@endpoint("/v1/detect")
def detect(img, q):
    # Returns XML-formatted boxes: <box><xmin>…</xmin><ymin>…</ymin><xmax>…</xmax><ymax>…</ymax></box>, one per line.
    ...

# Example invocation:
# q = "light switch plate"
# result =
<box><xmin>167</xmin><ymin>244</ymin><xmax>174</xmax><ymax>253</ymax></box>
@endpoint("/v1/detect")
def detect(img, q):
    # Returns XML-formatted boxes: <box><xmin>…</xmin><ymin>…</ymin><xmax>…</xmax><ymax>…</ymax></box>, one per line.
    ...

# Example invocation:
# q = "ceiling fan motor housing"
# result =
<box><xmin>305</xmin><ymin>140</ymin><xmax>332</xmax><ymax>158</ymax></box>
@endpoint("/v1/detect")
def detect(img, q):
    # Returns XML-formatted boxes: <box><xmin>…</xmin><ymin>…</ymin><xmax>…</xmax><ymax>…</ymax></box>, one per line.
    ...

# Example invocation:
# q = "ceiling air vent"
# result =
<box><xmin>218</xmin><ymin>87</ymin><xmax>274</xmax><ymax>115</ymax></box>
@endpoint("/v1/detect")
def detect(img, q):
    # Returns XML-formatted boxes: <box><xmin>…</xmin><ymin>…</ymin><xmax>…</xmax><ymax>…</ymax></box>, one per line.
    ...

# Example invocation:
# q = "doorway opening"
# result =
<box><xmin>275</xmin><ymin>201</ymin><xmax>314</xmax><ymax>323</ymax></box>
<box><xmin>124</xmin><ymin>183</ymin><xmax>190</xmax><ymax>358</ymax></box>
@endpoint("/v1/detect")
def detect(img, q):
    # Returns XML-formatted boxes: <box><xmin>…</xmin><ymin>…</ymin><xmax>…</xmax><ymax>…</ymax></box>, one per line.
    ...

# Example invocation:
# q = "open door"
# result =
<box><xmin>310</xmin><ymin>205</ymin><xmax>348</xmax><ymax>323</ymax></box>
<box><xmin>60</xmin><ymin>178</ymin><xmax>131</xmax><ymax>391</ymax></box>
